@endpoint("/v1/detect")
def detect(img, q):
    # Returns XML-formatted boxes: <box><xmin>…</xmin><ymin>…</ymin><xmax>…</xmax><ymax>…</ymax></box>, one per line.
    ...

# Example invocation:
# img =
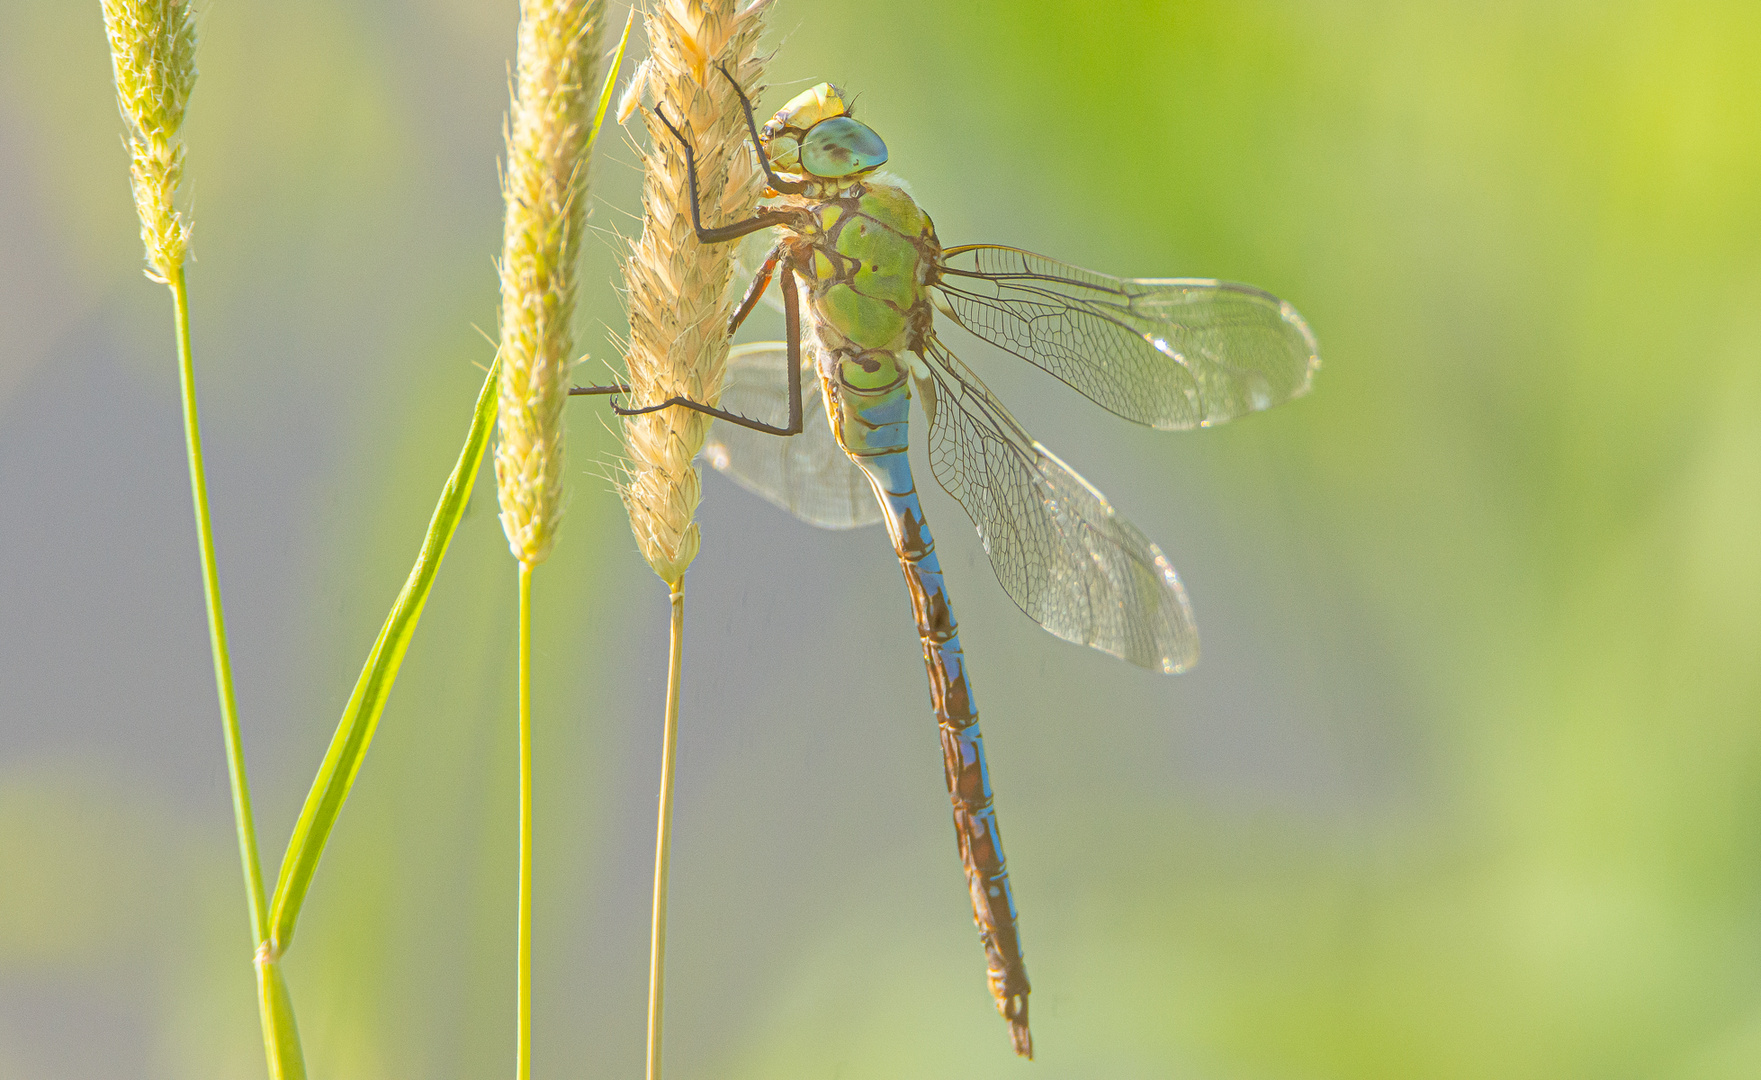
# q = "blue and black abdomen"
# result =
<box><xmin>845</xmin><ymin>422</ymin><xmax>1034</xmax><ymax>1058</ymax></box>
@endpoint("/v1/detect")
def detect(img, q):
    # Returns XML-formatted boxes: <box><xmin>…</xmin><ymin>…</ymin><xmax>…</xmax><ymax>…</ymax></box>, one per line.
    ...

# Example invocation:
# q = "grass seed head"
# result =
<box><xmin>101</xmin><ymin>0</ymin><xmax>198</xmax><ymax>281</ymax></box>
<box><xmin>494</xmin><ymin>0</ymin><xmax>609</xmax><ymax>568</ymax></box>
<box><xmin>619</xmin><ymin>0</ymin><xmax>774</xmax><ymax>584</ymax></box>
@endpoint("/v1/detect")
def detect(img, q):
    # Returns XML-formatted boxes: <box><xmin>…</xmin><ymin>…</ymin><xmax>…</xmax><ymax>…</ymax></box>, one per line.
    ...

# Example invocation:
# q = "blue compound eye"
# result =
<box><xmin>799</xmin><ymin>116</ymin><xmax>888</xmax><ymax>178</ymax></box>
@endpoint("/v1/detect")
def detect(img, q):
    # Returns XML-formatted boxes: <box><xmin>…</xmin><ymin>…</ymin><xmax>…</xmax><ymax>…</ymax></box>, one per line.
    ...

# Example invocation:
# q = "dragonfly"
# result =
<box><xmin>576</xmin><ymin>71</ymin><xmax>1319</xmax><ymax>1058</ymax></box>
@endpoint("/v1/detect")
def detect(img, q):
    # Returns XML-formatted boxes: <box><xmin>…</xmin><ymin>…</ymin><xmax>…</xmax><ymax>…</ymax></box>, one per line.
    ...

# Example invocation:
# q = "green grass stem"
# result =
<box><xmin>517</xmin><ymin>559</ymin><xmax>535</xmax><ymax>1080</ymax></box>
<box><xmin>254</xmin><ymin>949</ymin><xmax>307</xmax><ymax>1080</ymax></box>
<box><xmin>170</xmin><ymin>265</ymin><xmax>267</xmax><ymax>942</ymax></box>
<box><xmin>169</xmin><ymin>265</ymin><xmax>305</xmax><ymax>1079</ymax></box>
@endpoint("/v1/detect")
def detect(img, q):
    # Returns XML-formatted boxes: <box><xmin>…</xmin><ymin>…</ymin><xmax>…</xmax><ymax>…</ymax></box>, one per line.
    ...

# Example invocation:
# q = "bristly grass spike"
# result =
<box><xmin>600</xmin><ymin>6</ymin><xmax>774</xmax><ymax>1080</ymax></box>
<box><xmin>101</xmin><ymin>0</ymin><xmax>197</xmax><ymax>281</ymax></box>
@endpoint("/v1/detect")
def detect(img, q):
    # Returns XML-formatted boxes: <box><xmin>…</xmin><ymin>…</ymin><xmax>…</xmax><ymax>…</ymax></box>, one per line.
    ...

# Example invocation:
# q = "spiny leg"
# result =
<box><xmin>651</xmin><ymin>105</ymin><xmax>800</xmax><ymax>246</ymax></box>
<box><xmin>600</xmin><ymin>262</ymin><xmax>807</xmax><ymax>437</ymax></box>
<box><xmin>575</xmin><ymin>87</ymin><xmax>805</xmax><ymax>429</ymax></box>
<box><xmin>716</xmin><ymin>63</ymin><xmax>805</xmax><ymax>196</ymax></box>
<box><xmin>574</xmin><ymin>243</ymin><xmax>781</xmax><ymax>401</ymax></box>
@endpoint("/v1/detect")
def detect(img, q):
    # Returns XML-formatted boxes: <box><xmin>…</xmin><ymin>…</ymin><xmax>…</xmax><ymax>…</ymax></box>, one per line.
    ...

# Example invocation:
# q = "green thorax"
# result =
<box><xmin>782</xmin><ymin>179</ymin><xmax>940</xmax><ymax>459</ymax></box>
<box><xmin>793</xmin><ymin>179</ymin><xmax>940</xmax><ymax>359</ymax></box>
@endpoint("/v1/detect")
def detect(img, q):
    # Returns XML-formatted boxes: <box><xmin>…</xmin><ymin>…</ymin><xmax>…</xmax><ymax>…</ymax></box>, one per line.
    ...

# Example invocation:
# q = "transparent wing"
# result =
<box><xmin>922</xmin><ymin>335</ymin><xmax>1198</xmax><ymax>672</ymax></box>
<box><xmin>934</xmin><ymin>244</ymin><xmax>1320</xmax><ymax>431</ymax></box>
<box><xmin>701</xmin><ymin>343</ymin><xmax>882</xmax><ymax>530</ymax></box>
<box><xmin>729</xmin><ymin>231</ymin><xmax>789</xmax><ymax>317</ymax></box>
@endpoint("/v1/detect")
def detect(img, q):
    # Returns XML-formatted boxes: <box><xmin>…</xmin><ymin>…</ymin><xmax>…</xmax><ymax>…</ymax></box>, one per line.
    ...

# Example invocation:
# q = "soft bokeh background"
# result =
<box><xmin>4</xmin><ymin>0</ymin><xmax>1760</xmax><ymax>1076</ymax></box>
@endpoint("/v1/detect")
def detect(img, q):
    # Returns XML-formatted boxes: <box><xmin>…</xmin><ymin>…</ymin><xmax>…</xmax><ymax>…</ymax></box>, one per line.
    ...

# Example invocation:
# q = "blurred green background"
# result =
<box><xmin>3</xmin><ymin>0</ymin><xmax>1760</xmax><ymax>1077</ymax></box>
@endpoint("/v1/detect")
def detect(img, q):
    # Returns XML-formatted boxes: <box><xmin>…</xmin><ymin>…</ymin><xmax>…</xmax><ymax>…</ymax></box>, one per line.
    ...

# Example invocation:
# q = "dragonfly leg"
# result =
<box><xmin>778</xmin><ymin>260</ymin><xmax>805</xmax><ymax>433</ymax></box>
<box><xmin>573</xmin><ymin>236</ymin><xmax>777</xmax><ymax>394</ymax></box>
<box><xmin>601</xmin><ymin>262</ymin><xmax>806</xmax><ymax>437</ymax></box>
<box><xmin>728</xmin><ymin>242</ymin><xmax>782</xmax><ymax>335</ymax></box>
<box><xmin>715</xmin><ymin>63</ymin><xmax>806</xmax><ymax>196</ymax></box>
<box><xmin>652</xmin><ymin>105</ymin><xmax>801</xmax><ymax>246</ymax></box>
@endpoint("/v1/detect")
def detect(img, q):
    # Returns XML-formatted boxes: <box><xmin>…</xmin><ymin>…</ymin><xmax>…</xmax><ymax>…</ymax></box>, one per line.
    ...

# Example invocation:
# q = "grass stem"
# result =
<box><xmin>170</xmin><ymin>266</ymin><xmax>268</xmax><ymax>943</ymax></box>
<box><xmin>170</xmin><ymin>265</ymin><xmax>304</xmax><ymax>1077</ymax></box>
<box><xmin>254</xmin><ymin>950</ymin><xmax>307</xmax><ymax>1080</ymax></box>
<box><xmin>517</xmin><ymin>560</ymin><xmax>536</xmax><ymax>1080</ymax></box>
<box><xmin>647</xmin><ymin>576</ymin><xmax>686</xmax><ymax>1080</ymax></box>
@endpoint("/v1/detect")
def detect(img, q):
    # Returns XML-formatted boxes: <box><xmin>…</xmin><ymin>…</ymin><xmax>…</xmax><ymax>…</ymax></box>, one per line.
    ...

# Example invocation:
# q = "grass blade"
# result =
<box><xmin>589</xmin><ymin>9</ymin><xmax>635</xmax><ymax>152</ymax></box>
<box><xmin>268</xmin><ymin>358</ymin><xmax>501</xmax><ymax>952</ymax></box>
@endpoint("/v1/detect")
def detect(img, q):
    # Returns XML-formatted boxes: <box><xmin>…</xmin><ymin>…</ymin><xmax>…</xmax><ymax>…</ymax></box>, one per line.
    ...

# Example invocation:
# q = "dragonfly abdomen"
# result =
<box><xmin>841</xmin><ymin>422</ymin><xmax>1034</xmax><ymax>1059</ymax></box>
<box><xmin>797</xmin><ymin>174</ymin><xmax>1032</xmax><ymax>1056</ymax></box>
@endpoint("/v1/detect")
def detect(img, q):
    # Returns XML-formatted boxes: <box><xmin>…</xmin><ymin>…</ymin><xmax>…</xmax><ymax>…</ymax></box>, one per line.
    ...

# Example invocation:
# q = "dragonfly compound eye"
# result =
<box><xmin>799</xmin><ymin>116</ymin><xmax>888</xmax><ymax>179</ymax></box>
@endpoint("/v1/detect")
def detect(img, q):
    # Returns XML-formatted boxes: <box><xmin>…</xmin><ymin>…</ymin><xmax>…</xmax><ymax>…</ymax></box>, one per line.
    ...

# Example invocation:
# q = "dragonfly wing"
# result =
<box><xmin>922</xmin><ymin>336</ymin><xmax>1199</xmax><ymax>672</ymax></box>
<box><xmin>701</xmin><ymin>343</ymin><xmax>883</xmax><ymax>530</ymax></box>
<box><xmin>729</xmin><ymin>230</ymin><xmax>789</xmax><ymax>317</ymax></box>
<box><xmin>935</xmin><ymin>244</ymin><xmax>1319</xmax><ymax>431</ymax></box>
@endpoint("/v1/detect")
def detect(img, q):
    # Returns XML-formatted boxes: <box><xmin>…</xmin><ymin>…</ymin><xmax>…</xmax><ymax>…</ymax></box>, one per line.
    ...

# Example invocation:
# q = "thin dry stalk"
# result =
<box><xmin>646</xmin><ymin>576</ymin><xmax>686</xmax><ymax>1080</ymax></box>
<box><xmin>101</xmin><ymin>0</ymin><xmax>197</xmax><ymax>281</ymax></box>
<box><xmin>619</xmin><ymin>0</ymin><xmax>774</xmax><ymax>584</ymax></box>
<box><xmin>495</xmin><ymin>0</ymin><xmax>609</xmax><ymax>568</ymax></box>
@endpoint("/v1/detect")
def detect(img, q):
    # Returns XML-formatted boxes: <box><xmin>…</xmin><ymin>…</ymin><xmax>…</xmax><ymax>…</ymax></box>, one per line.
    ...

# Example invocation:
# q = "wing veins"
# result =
<box><xmin>933</xmin><ymin>245</ymin><xmax>1319</xmax><ymax>431</ymax></box>
<box><xmin>918</xmin><ymin>335</ymin><xmax>1197</xmax><ymax>672</ymax></box>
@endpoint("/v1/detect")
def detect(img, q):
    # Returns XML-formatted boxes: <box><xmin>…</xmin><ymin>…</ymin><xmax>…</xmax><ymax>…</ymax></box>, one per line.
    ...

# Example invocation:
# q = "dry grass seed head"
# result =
<box><xmin>619</xmin><ymin>0</ymin><xmax>774</xmax><ymax>584</ymax></box>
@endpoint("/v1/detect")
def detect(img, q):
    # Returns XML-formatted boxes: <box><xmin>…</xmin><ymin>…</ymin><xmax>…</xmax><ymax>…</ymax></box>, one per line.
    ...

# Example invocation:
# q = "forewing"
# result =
<box><xmin>701</xmin><ymin>343</ymin><xmax>882</xmax><ymax>530</ymax></box>
<box><xmin>922</xmin><ymin>336</ymin><xmax>1198</xmax><ymax>672</ymax></box>
<box><xmin>935</xmin><ymin>244</ymin><xmax>1319</xmax><ymax>431</ymax></box>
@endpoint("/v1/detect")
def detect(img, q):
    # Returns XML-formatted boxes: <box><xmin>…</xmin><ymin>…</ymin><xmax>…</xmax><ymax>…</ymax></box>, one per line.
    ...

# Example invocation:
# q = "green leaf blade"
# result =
<box><xmin>267</xmin><ymin>359</ymin><xmax>501</xmax><ymax>952</ymax></box>
<box><xmin>588</xmin><ymin>9</ymin><xmax>635</xmax><ymax>152</ymax></box>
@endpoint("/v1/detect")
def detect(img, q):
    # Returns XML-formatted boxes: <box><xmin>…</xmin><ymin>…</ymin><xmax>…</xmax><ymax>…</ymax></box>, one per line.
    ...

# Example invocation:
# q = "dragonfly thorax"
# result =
<box><xmin>786</xmin><ymin>181</ymin><xmax>939</xmax><ymax>357</ymax></box>
<box><xmin>760</xmin><ymin>82</ymin><xmax>887</xmax><ymax>186</ymax></box>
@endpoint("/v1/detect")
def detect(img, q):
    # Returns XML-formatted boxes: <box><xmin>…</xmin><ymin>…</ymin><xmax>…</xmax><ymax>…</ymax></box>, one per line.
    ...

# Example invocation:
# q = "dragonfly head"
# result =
<box><xmin>759</xmin><ymin>82</ymin><xmax>888</xmax><ymax>184</ymax></box>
